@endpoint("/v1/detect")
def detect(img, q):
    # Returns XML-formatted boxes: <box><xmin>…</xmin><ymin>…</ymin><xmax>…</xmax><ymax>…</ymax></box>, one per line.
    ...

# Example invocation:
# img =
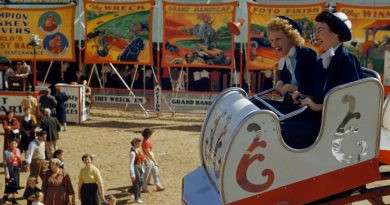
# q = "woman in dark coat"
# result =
<box><xmin>54</xmin><ymin>87</ymin><xmax>69</xmax><ymax>131</ymax></box>
<box><xmin>19</xmin><ymin>107</ymin><xmax>37</xmax><ymax>153</ymax></box>
<box><xmin>2</xmin><ymin>111</ymin><xmax>20</xmax><ymax>153</ymax></box>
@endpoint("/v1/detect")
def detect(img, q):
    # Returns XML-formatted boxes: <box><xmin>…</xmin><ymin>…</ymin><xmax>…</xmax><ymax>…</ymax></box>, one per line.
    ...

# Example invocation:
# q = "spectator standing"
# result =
<box><xmin>54</xmin><ymin>87</ymin><xmax>69</xmax><ymax>131</ymax></box>
<box><xmin>20</xmin><ymin>91</ymin><xmax>38</xmax><ymax>116</ymax></box>
<box><xmin>193</xmin><ymin>70</ymin><xmax>201</xmax><ymax>91</ymax></box>
<box><xmin>42</xmin><ymin>158</ymin><xmax>75</xmax><ymax>205</ymax></box>
<box><xmin>40</xmin><ymin>108</ymin><xmax>61</xmax><ymax>160</ymax></box>
<box><xmin>2</xmin><ymin>111</ymin><xmax>20</xmax><ymax>154</ymax></box>
<box><xmin>209</xmin><ymin>70</ymin><xmax>220</xmax><ymax>92</ymax></box>
<box><xmin>200</xmin><ymin>69</ymin><xmax>210</xmax><ymax>91</ymax></box>
<box><xmin>23</xmin><ymin>177</ymin><xmax>41</xmax><ymax>205</ymax></box>
<box><xmin>19</xmin><ymin>107</ymin><xmax>37</xmax><ymax>155</ymax></box>
<box><xmin>129</xmin><ymin>138</ymin><xmax>145</xmax><ymax>204</ymax></box>
<box><xmin>4</xmin><ymin>65</ymin><xmax>14</xmax><ymax>90</ymax></box>
<box><xmin>3</xmin><ymin>139</ymin><xmax>22</xmax><ymax>205</ymax></box>
<box><xmin>39</xmin><ymin>88</ymin><xmax>57</xmax><ymax>114</ymax></box>
<box><xmin>78</xmin><ymin>154</ymin><xmax>107</xmax><ymax>205</ymax></box>
<box><xmin>25</xmin><ymin>130</ymin><xmax>48</xmax><ymax>181</ymax></box>
<box><xmin>145</xmin><ymin>68</ymin><xmax>153</xmax><ymax>89</ymax></box>
<box><xmin>141</xmin><ymin>128</ymin><xmax>165</xmax><ymax>192</ymax></box>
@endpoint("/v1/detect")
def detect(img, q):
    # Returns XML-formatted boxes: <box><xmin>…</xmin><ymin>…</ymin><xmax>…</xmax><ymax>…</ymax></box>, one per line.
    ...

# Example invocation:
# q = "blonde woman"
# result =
<box><xmin>267</xmin><ymin>16</ymin><xmax>320</xmax><ymax>98</ymax></box>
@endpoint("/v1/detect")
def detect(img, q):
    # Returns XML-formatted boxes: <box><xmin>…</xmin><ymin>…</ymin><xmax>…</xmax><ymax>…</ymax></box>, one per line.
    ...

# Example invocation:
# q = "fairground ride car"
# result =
<box><xmin>182</xmin><ymin>68</ymin><xmax>390</xmax><ymax>205</ymax></box>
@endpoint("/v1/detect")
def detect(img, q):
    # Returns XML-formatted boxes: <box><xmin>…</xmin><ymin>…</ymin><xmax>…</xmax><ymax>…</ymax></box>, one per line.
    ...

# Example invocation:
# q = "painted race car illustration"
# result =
<box><xmin>117</xmin><ymin>37</ymin><xmax>145</xmax><ymax>62</ymax></box>
<box><xmin>184</xmin><ymin>45</ymin><xmax>231</xmax><ymax>66</ymax></box>
<box><xmin>182</xmin><ymin>68</ymin><xmax>390</xmax><ymax>204</ymax></box>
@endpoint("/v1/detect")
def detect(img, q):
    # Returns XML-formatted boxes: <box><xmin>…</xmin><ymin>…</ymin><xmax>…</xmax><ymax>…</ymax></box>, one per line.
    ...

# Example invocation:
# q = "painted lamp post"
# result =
<box><xmin>28</xmin><ymin>34</ymin><xmax>41</xmax><ymax>91</ymax></box>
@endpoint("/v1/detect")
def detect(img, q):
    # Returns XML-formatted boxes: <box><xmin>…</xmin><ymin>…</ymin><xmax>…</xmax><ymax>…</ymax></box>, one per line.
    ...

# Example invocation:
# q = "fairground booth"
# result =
<box><xmin>1</xmin><ymin>0</ymin><xmax>390</xmax><ymax>119</ymax></box>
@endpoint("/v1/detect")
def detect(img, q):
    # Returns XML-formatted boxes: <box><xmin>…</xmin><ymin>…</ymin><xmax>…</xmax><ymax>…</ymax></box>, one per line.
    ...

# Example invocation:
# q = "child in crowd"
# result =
<box><xmin>53</xmin><ymin>149</ymin><xmax>64</xmax><ymax>169</ymax></box>
<box><xmin>31</xmin><ymin>191</ymin><xmax>43</xmax><ymax>205</ymax></box>
<box><xmin>23</xmin><ymin>177</ymin><xmax>41</xmax><ymax>205</ymax></box>
<box><xmin>141</xmin><ymin>128</ymin><xmax>165</xmax><ymax>192</ymax></box>
<box><xmin>129</xmin><ymin>138</ymin><xmax>145</xmax><ymax>204</ymax></box>
<box><xmin>3</xmin><ymin>139</ymin><xmax>22</xmax><ymax>205</ymax></box>
<box><xmin>107</xmin><ymin>195</ymin><xmax>117</xmax><ymax>205</ymax></box>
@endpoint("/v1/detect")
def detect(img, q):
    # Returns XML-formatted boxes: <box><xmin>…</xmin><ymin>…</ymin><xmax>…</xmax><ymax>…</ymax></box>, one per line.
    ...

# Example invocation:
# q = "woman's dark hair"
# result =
<box><xmin>82</xmin><ymin>154</ymin><xmax>93</xmax><ymax>161</ymax></box>
<box><xmin>142</xmin><ymin>128</ymin><xmax>154</xmax><ymax>139</ymax></box>
<box><xmin>53</xmin><ymin>149</ymin><xmax>63</xmax><ymax>158</ymax></box>
<box><xmin>131</xmin><ymin>138</ymin><xmax>142</xmax><ymax>146</ymax></box>
<box><xmin>315</xmin><ymin>11</ymin><xmax>346</xmax><ymax>42</ymax></box>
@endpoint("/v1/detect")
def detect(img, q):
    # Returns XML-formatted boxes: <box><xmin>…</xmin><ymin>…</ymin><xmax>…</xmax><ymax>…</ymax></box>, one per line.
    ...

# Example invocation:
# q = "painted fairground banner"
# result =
<box><xmin>247</xmin><ymin>3</ymin><xmax>325</xmax><ymax>70</ymax></box>
<box><xmin>84</xmin><ymin>1</ymin><xmax>153</xmax><ymax>65</ymax></box>
<box><xmin>336</xmin><ymin>4</ymin><xmax>390</xmax><ymax>87</ymax></box>
<box><xmin>162</xmin><ymin>2</ymin><xmax>236</xmax><ymax>68</ymax></box>
<box><xmin>0</xmin><ymin>6</ymin><xmax>75</xmax><ymax>61</ymax></box>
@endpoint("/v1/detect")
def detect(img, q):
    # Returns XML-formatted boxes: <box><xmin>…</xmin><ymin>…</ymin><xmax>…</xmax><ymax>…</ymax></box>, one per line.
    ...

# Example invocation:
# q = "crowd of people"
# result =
<box><xmin>2</xmin><ymin>93</ymin><xmax>165</xmax><ymax>204</ymax></box>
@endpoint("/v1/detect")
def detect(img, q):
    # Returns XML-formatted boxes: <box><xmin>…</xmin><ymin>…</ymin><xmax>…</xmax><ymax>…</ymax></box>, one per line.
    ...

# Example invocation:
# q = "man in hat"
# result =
<box><xmin>285</xmin><ymin>11</ymin><xmax>363</xmax><ymax>148</ymax></box>
<box><xmin>25</xmin><ymin>130</ymin><xmax>48</xmax><ymax>181</ymax></box>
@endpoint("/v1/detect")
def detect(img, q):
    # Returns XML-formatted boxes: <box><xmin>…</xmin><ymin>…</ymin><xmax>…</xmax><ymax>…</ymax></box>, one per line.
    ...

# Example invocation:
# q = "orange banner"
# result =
<box><xmin>336</xmin><ymin>3</ymin><xmax>390</xmax><ymax>88</ymax></box>
<box><xmin>84</xmin><ymin>1</ymin><xmax>153</xmax><ymax>65</ymax></box>
<box><xmin>0</xmin><ymin>6</ymin><xmax>76</xmax><ymax>61</ymax></box>
<box><xmin>247</xmin><ymin>3</ymin><xmax>325</xmax><ymax>70</ymax></box>
<box><xmin>162</xmin><ymin>2</ymin><xmax>236</xmax><ymax>68</ymax></box>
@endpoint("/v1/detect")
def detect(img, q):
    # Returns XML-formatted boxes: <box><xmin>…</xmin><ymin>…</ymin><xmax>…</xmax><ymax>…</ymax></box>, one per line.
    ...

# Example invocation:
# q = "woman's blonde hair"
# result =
<box><xmin>266</xmin><ymin>17</ymin><xmax>305</xmax><ymax>47</ymax></box>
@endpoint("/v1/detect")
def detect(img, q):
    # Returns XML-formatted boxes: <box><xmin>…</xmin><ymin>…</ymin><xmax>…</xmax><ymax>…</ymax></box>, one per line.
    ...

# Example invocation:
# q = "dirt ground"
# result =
<box><xmin>0</xmin><ymin>108</ymin><xmax>203</xmax><ymax>205</ymax></box>
<box><xmin>0</xmin><ymin>108</ymin><xmax>389</xmax><ymax>205</ymax></box>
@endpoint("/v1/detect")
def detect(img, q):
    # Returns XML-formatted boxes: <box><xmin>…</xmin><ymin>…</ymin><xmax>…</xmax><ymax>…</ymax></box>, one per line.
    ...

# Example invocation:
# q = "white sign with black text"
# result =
<box><xmin>56</xmin><ymin>84</ymin><xmax>87</xmax><ymax>124</ymax></box>
<box><xmin>94</xmin><ymin>95</ymin><xmax>146</xmax><ymax>104</ymax></box>
<box><xmin>170</xmin><ymin>98</ymin><xmax>213</xmax><ymax>107</ymax></box>
<box><xmin>0</xmin><ymin>95</ymin><xmax>25</xmax><ymax>117</ymax></box>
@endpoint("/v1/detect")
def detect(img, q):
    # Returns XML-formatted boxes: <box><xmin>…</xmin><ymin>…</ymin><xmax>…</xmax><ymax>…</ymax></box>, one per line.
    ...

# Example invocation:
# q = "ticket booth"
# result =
<box><xmin>55</xmin><ymin>83</ymin><xmax>88</xmax><ymax>124</ymax></box>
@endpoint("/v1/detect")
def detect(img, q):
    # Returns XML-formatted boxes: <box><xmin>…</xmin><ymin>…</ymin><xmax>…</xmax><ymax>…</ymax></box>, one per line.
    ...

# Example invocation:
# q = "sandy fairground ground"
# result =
<box><xmin>0</xmin><ymin>108</ymin><xmax>203</xmax><ymax>205</ymax></box>
<box><xmin>1</xmin><ymin>108</ymin><xmax>390</xmax><ymax>205</ymax></box>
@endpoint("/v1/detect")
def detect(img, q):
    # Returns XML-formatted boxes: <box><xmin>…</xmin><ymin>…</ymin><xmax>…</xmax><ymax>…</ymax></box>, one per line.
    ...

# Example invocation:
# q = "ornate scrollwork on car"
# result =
<box><xmin>204</xmin><ymin>110</ymin><xmax>226</xmax><ymax>163</ymax></box>
<box><xmin>212</xmin><ymin>114</ymin><xmax>232</xmax><ymax>178</ymax></box>
<box><xmin>236</xmin><ymin>123</ymin><xmax>274</xmax><ymax>193</ymax></box>
<box><xmin>331</xmin><ymin>95</ymin><xmax>368</xmax><ymax>163</ymax></box>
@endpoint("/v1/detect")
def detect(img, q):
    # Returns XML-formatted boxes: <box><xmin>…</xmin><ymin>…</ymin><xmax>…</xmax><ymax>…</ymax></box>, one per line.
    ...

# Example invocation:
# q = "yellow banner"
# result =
<box><xmin>337</xmin><ymin>3</ymin><xmax>390</xmax><ymax>77</ymax></box>
<box><xmin>0</xmin><ymin>6</ymin><xmax>76</xmax><ymax>61</ymax></box>
<box><xmin>247</xmin><ymin>3</ymin><xmax>325</xmax><ymax>70</ymax></box>
<box><xmin>84</xmin><ymin>1</ymin><xmax>153</xmax><ymax>65</ymax></box>
<box><xmin>162</xmin><ymin>2</ymin><xmax>236</xmax><ymax>68</ymax></box>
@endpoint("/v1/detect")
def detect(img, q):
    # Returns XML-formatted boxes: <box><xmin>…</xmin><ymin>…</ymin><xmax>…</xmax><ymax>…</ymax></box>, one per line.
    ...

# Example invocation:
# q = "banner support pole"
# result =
<box><xmin>110</xmin><ymin>63</ymin><xmax>149</xmax><ymax>117</ymax></box>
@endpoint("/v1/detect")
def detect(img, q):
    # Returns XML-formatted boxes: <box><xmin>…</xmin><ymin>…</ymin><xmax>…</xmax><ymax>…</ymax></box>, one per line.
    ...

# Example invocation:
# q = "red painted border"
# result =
<box><xmin>379</xmin><ymin>150</ymin><xmax>390</xmax><ymax>165</ymax></box>
<box><xmin>229</xmin><ymin>159</ymin><xmax>380</xmax><ymax>205</ymax></box>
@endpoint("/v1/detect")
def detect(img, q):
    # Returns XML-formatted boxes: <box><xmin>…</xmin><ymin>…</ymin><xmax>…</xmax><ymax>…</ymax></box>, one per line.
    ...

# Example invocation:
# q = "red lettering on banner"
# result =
<box><xmin>236</xmin><ymin>136</ymin><xmax>274</xmax><ymax>193</ymax></box>
<box><xmin>363</xmin><ymin>10</ymin><xmax>390</xmax><ymax>18</ymax></box>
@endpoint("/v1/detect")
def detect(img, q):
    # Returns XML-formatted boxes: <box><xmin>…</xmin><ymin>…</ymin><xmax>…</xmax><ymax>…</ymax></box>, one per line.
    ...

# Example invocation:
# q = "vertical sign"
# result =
<box><xmin>154</xmin><ymin>85</ymin><xmax>161</xmax><ymax>113</ymax></box>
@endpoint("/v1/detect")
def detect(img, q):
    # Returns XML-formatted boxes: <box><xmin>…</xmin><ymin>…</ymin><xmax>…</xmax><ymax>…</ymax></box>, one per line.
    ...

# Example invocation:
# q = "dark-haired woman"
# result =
<box><xmin>78</xmin><ymin>154</ymin><xmax>107</xmax><ymax>205</ymax></box>
<box><xmin>286</xmin><ymin>11</ymin><xmax>363</xmax><ymax>148</ymax></box>
<box><xmin>2</xmin><ymin>111</ymin><xmax>20</xmax><ymax>153</ymax></box>
<box><xmin>20</xmin><ymin>107</ymin><xmax>37</xmax><ymax>154</ymax></box>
